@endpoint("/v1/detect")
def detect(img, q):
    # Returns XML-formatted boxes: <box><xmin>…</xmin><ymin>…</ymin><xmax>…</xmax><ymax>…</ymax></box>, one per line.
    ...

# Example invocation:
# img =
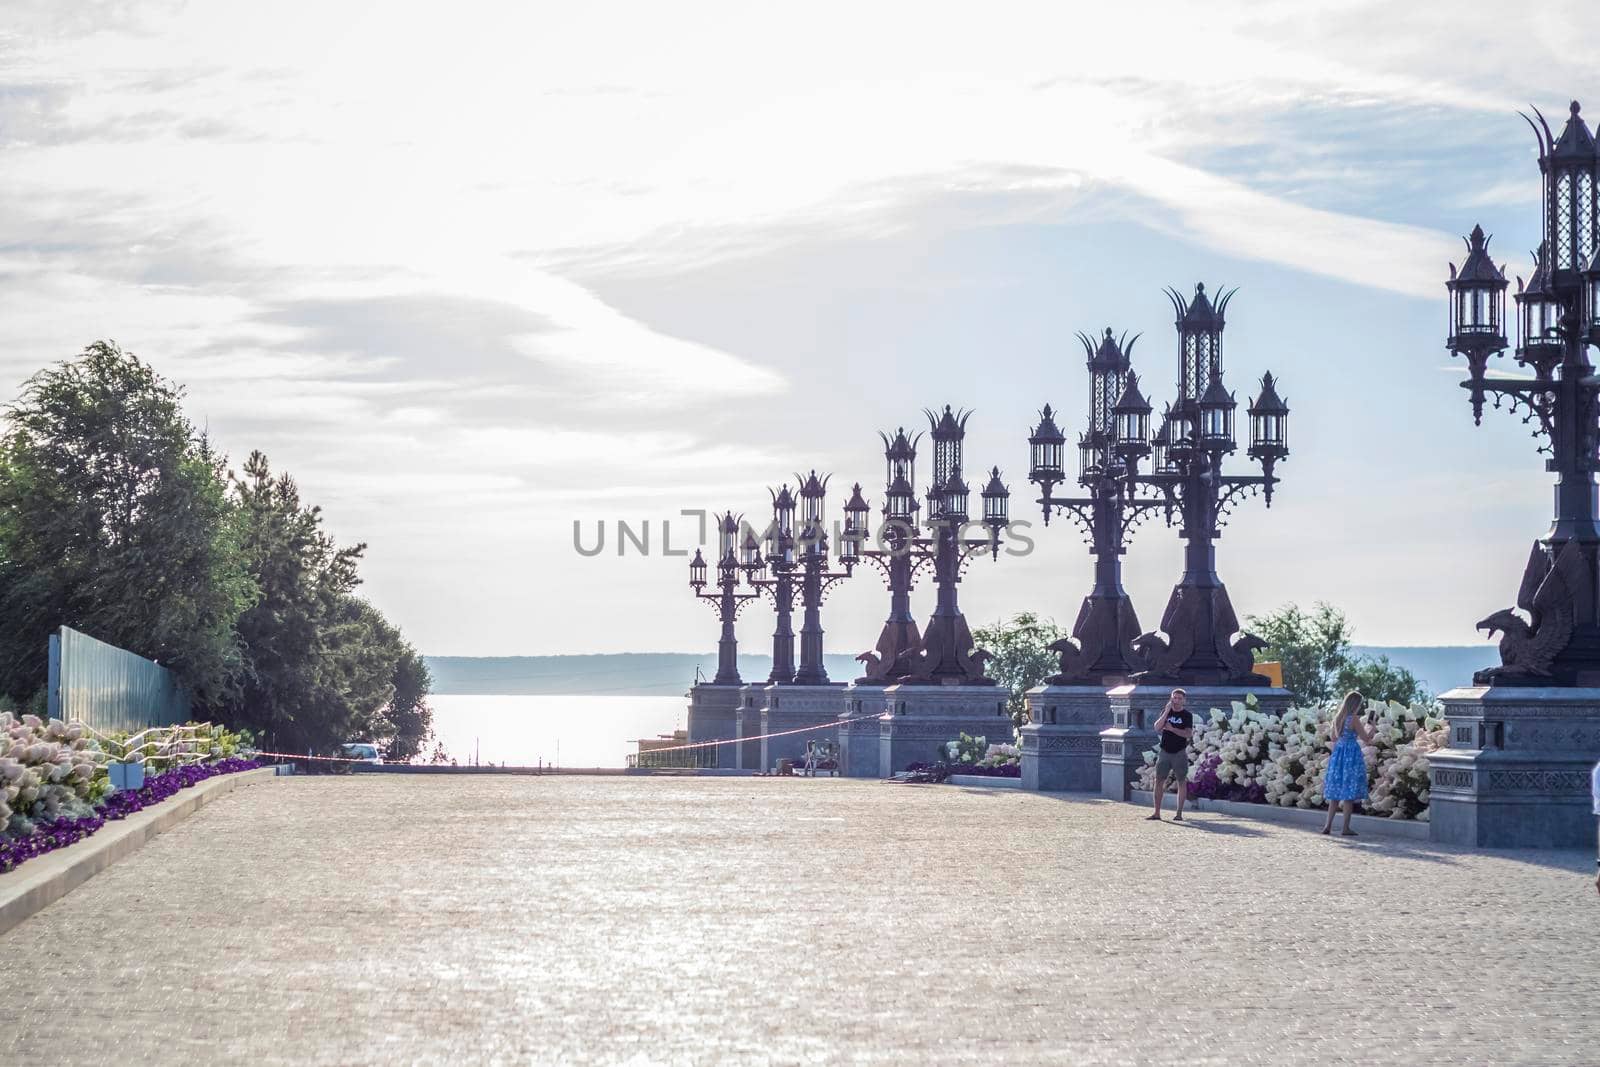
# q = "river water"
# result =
<box><xmin>424</xmin><ymin>694</ymin><xmax>686</xmax><ymax>768</ymax></box>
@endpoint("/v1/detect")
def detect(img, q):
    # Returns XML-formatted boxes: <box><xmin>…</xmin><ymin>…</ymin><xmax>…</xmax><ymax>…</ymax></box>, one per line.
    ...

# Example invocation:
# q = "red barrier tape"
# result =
<box><xmin>628</xmin><ymin>713</ymin><xmax>885</xmax><ymax>757</ymax></box>
<box><xmin>253</xmin><ymin>712</ymin><xmax>889</xmax><ymax>763</ymax></box>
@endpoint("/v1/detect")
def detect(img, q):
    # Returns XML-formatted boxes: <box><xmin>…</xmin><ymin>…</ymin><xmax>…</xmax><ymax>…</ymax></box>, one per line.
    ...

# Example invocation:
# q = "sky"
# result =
<box><xmin>2</xmin><ymin>1</ymin><xmax>1598</xmax><ymax>658</ymax></box>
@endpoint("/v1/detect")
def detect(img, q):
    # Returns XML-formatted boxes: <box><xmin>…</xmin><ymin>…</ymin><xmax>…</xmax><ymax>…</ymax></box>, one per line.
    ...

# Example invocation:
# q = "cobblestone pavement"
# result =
<box><xmin>2</xmin><ymin>775</ymin><xmax>1598</xmax><ymax>1065</ymax></box>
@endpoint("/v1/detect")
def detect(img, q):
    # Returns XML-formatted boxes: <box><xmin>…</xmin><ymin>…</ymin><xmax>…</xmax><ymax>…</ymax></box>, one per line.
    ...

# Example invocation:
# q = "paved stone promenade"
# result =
<box><xmin>2</xmin><ymin>775</ymin><xmax>1597</xmax><ymax>1065</ymax></box>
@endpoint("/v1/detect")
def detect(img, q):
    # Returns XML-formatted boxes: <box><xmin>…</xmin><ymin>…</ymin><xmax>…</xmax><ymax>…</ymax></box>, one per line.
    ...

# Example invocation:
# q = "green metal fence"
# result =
<box><xmin>46</xmin><ymin>625</ymin><xmax>191</xmax><ymax>733</ymax></box>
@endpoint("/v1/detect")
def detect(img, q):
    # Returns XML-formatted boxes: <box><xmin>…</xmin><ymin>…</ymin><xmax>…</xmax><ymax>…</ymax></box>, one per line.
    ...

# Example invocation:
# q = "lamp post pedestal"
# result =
<box><xmin>686</xmin><ymin>683</ymin><xmax>743</xmax><ymax>763</ymax></box>
<box><xmin>1098</xmin><ymin>684</ymin><xmax>1294</xmax><ymax>800</ymax></box>
<box><xmin>1020</xmin><ymin>685</ymin><xmax>1117</xmax><ymax>792</ymax></box>
<box><xmin>1429</xmin><ymin>686</ymin><xmax>1600</xmax><ymax>848</ymax></box>
<box><xmin>879</xmin><ymin>684</ymin><xmax>1013</xmax><ymax>778</ymax></box>
<box><xmin>759</xmin><ymin>682</ymin><xmax>848</xmax><ymax>773</ymax></box>
<box><xmin>735</xmin><ymin>683</ymin><xmax>769</xmax><ymax>771</ymax></box>
<box><xmin>838</xmin><ymin>683</ymin><xmax>891</xmax><ymax>777</ymax></box>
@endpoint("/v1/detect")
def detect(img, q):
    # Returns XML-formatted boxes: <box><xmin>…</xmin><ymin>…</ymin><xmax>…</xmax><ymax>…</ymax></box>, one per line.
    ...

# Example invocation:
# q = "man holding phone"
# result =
<box><xmin>1147</xmin><ymin>688</ymin><xmax>1193</xmax><ymax>823</ymax></box>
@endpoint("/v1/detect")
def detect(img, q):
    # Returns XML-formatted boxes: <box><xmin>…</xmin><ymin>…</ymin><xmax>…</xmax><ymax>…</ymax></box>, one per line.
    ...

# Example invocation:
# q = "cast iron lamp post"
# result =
<box><xmin>740</xmin><ymin>485</ymin><xmax>799</xmax><ymax>684</ymax></box>
<box><xmin>847</xmin><ymin>406</ymin><xmax>1011</xmax><ymax>684</ymax></box>
<box><xmin>848</xmin><ymin>428</ymin><xmax>925</xmax><ymax>682</ymax></box>
<box><xmin>688</xmin><ymin>511</ymin><xmax>760</xmax><ymax>685</ymax></box>
<box><xmin>1445</xmin><ymin>100</ymin><xmax>1600</xmax><ymax>685</ymax></box>
<box><xmin>1124</xmin><ymin>284</ymin><xmax>1290</xmax><ymax>684</ymax></box>
<box><xmin>1029</xmin><ymin>329</ymin><xmax>1166</xmax><ymax>684</ymax></box>
<box><xmin>789</xmin><ymin>471</ymin><xmax>857</xmax><ymax>685</ymax></box>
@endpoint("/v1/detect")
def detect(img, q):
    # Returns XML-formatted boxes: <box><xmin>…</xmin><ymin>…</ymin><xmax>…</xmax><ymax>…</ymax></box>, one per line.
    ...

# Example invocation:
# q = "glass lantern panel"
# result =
<box><xmin>1557</xmin><ymin>173</ymin><xmax>1575</xmax><ymax>270</ymax></box>
<box><xmin>1580</xmin><ymin>172</ymin><xmax>1595</xmax><ymax>265</ymax></box>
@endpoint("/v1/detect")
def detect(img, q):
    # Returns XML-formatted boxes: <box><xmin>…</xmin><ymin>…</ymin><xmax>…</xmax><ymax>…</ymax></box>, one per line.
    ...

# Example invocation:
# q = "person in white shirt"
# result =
<box><xmin>1592</xmin><ymin>759</ymin><xmax>1599</xmax><ymax>897</ymax></box>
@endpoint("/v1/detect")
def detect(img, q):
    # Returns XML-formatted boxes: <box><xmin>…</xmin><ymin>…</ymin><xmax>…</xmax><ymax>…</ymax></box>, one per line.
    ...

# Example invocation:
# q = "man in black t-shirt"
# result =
<box><xmin>1147</xmin><ymin>688</ymin><xmax>1193</xmax><ymax>823</ymax></box>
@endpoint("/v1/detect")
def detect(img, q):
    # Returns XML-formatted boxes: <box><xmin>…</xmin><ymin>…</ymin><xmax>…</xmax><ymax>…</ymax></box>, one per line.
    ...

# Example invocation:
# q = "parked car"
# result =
<box><xmin>340</xmin><ymin>742</ymin><xmax>383</xmax><ymax>765</ymax></box>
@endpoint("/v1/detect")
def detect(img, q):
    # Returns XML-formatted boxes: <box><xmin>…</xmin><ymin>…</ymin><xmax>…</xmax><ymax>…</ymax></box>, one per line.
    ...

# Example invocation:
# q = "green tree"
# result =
<box><xmin>0</xmin><ymin>342</ymin><xmax>253</xmax><ymax>704</ymax></box>
<box><xmin>972</xmin><ymin>611</ymin><xmax>1067</xmax><ymax>730</ymax></box>
<box><xmin>1246</xmin><ymin>601</ymin><xmax>1427</xmax><ymax>706</ymax></box>
<box><xmin>222</xmin><ymin>452</ymin><xmax>431</xmax><ymax>755</ymax></box>
<box><xmin>342</xmin><ymin>597</ymin><xmax>434</xmax><ymax>761</ymax></box>
<box><xmin>222</xmin><ymin>449</ymin><xmax>368</xmax><ymax>751</ymax></box>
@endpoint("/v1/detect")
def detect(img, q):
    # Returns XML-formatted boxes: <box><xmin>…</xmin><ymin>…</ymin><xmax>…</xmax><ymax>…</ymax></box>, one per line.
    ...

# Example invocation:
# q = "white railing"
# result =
<box><xmin>72</xmin><ymin>721</ymin><xmax>232</xmax><ymax>770</ymax></box>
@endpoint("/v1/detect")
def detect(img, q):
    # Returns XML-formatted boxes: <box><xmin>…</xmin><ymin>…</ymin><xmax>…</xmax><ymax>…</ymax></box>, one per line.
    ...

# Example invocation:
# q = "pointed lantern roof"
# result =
<box><xmin>1248</xmin><ymin>371</ymin><xmax>1288</xmax><ymax>416</ymax></box>
<box><xmin>797</xmin><ymin>469</ymin><xmax>829</xmax><ymax>499</ymax></box>
<box><xmin>1551</xmin><ymin>100</ymin><xmax>1598</xmax><ymax>161</ymax></box>
<box><xmin>927</xmin><ymin>404</ymin><xmax>971</xmax><ymax>440</ymax></box>
<box><xmin>881</xmin><ymin>426</ymin><xmax>918</xmax><ymax>461</ymax></box>
<box><xmin>1518</xmin><ymin>242</ymin><xmax>1554</xmax><ymax>297</ymax></box>
<box><xmin>1451</xmin><ymin>225</ymin><xmax>1508</xmax><ymax>286</ymax></box>
<box><xmin>1082</xmin><ymin>327</ymin><xmax>1132</xmax><ymax>373</ymax></box>
<box><xmin>1031</xmin><ymin>403</ymin><xmax>1065</xmax><ymax>444</ymax></box>
<box><xmin>1112</xmin><ymin>369</ymin><xmax>1152</xmax><ymax>416</ymax></box>
<box><xmin>1199</xmin><ymin>375</ymin><xmax>1236</xmax><ymax>409</ymax></box>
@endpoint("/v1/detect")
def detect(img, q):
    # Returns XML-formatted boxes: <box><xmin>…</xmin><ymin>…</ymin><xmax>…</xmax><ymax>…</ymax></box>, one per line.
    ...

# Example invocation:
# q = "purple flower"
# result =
<box><xmin>0</xmin><ymin>758</ymin><xmax>259</xmax><ymax>874</ymax></box>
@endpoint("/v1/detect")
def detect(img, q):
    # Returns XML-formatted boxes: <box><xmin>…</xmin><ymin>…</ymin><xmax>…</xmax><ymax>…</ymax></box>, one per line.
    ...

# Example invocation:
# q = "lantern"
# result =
<box><xmin>1247</xmin><ymin>372</ymin><xmax>1289</xmax><ymax>461</ymax></box>
<box><xmin>1198</xmin><ymin>377</ymin><xmax>1237</xmax><ymax>449</ymax></box>
<box><xmin>689</xmin><ymin>548</ymin><xmax>708</xmax><ymax>590</ymax></box>
<box><xmin>1516</xmin><ymin>243</ymin><xmax>1565</xmax><ymax>372</ymax></box>
<box><xmin>1112</xmin><ymin>370</ymin><xmax>1153</xmax><ymax>463</ymax></box>
<box><xmin>1028</xmin><ymin>404</ymin><xmax>1066</xmax><ymax>487</ymax></box>
<box><xmin>1446</xmin><ymin>225</ymin><xmax>1509</xmax><ymax>355</ymax></box>
<box><xmin>885</xmin><ymin>473</ymin><xmax>918</xmax><ymax>523</ymax></box>
<box><xmin>981</xmin><ymin>466</ymin><xmax>1009</xmax><ymax>531</ymax></box>
<box><xmin>1534</xmin><ymin>101</ymin><xmax>1599</xmax><ymax>284</ymax></box>
<box><xmin>942</xmin><ymin>466</ymin><xmax>970</xmax><ymax>522</ymax></box>
<box><xmin>840</xmin><ymin>483</ymin><xmax>871</xmax><ymax>563</ymax></box>
<box><xmin>740</xmin><ymin>528</ymin><xmax>763</xmax><ymax>571</ymax></box>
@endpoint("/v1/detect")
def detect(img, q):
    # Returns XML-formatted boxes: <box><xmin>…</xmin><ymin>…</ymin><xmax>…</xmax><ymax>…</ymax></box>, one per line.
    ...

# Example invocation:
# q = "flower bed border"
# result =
<box><xmin>0</xmin><ymin>765</ymin><xmax>277</xmax><ymax>936</ymax></box>
<box><xmin>1</xmin><ymin>757</ymin><xmax>262</xmax><ymax>874</ymax></box>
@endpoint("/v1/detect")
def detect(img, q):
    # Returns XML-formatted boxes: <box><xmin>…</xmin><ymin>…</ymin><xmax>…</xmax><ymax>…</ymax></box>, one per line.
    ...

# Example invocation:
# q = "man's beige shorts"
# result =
<box><xmin>1154</xmin><ymin>749</ymin><xmax>1189</xmax><ymax>785</ymax></box>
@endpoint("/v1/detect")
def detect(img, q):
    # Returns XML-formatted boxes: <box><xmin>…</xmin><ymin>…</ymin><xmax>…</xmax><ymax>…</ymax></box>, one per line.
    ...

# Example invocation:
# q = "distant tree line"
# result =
<box><xmin>973</xmin><ymin>601</ymin><xmax>1428</xmax><ymax>717</ymax></box>
<box><xmin>0</xmin><ymin>341</ymin><xmax>432</xmax><ymax>758</ymax></box>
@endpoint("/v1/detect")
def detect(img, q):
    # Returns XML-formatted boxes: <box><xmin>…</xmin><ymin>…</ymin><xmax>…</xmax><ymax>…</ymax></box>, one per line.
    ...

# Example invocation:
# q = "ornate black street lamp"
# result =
<box><xmin>1126</xmin><ymin>284</ymin><xmax>1290</xmax><ymax>684</ymax></box>
<box><xmin>1446</xmin><ymin>101</ymin><xmax>1600</xmax><ymax>685</ymax></box>
<box><xmin>789</xmin><ymin>471</ymin><xmax>856</xmax><ymax>685</ymax></box>
<box><xmin>688</xmin><ymin>511</ymin><xmax>760</xmax><ymax>685</ymax></box>
<box><xmin>1029</xmin><ymin>329</ymin><xmax>1166</xmax><ymax>683</ymax></box>
<box><xmin>852</xmin><ymin>407</ymin><xmax>1010</xmax><ymax>684</ymax></box>
<box><xmin>740</xmin><ymin>485</ymin><xmax>799</xmax><ymax>684</ymax></box>
<box><xmin>850</xmin><ymin>428</ymin><xmax>925</xmax><ymax>682</ymax></box>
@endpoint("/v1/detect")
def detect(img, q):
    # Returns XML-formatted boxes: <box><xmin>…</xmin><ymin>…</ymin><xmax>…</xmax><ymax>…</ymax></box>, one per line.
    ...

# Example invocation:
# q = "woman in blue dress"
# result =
<box><xmin>1320</xmin><ymin>690</ymin><xmax>1376</xmax><ymax>837</ymax></box>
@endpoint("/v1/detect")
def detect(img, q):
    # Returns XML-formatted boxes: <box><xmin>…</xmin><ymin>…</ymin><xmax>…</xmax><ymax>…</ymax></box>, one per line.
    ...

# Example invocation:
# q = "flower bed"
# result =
<box><xmin>908</xmin><ymin>734</ymin><xmax>1023</xmax><ymax>780</ymax></box>
<box><xmin>1</xmin><ymin>712</ymin><xmax>258</xmax><ymax>874</ymax></box>
<box><xmin>1134</xmin><ymin>698</ymin><xmax>1446</xmax><ymax>820</ymax></box>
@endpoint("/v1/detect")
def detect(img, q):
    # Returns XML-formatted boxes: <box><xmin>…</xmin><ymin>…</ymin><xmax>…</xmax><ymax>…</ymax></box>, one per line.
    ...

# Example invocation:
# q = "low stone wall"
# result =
<box><xmin>1129</xmin><ymin>789</ymin><xmax>1429</xmax><ymax>840</ymax></box>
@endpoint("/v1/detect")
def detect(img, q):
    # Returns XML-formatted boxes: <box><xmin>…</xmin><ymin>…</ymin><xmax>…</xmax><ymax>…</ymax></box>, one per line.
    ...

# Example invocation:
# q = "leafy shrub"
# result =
<box><xmin>1134</xmin><ymin>698</ymin><xmax>1447</xmax><ymax>820</ymax></box>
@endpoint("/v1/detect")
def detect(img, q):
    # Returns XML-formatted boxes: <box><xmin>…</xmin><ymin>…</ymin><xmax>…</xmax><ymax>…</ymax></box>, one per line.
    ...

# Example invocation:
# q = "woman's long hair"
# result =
<box><xmin>1336</xmin><ymin>690</ymin><xmax>1364</xmax><ymax>729</ymax></box>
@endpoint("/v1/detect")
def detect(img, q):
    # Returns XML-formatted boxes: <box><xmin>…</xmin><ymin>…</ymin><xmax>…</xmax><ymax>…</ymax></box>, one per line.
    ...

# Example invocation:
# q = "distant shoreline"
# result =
<box><xmin>424</xmin><ymin>646</ymin><xmax>1497</xmax><ymax>697</ymax></box>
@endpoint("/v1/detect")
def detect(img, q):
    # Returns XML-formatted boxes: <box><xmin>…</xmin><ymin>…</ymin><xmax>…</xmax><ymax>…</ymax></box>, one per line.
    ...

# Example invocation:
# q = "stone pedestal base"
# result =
<box><xmin>735</xmin><ymin>684</ymin><xmax>770</xmax><ymax>771</ymax></box>
<box><xmin>760</xmin><ymin>683</ymin><xmax>848</xmax><ymax>773</ymax></box>
<box><xmin>1020</xmin><ymin>685</ymin><xmax>1114</xmax><ymax>792</ymax></box>
<box><xmin>1429</xmin><ymin>686</ymin><xmax>1600</xmax><ymax>849</ymax></box>
<box><xmin>1099</xmin><ymin>684</ymin><xmax>1295</xmax><ymax>799</ymax></box>
<box><xmin>838</xmin><ymin>684</ymin><xmax>890</xmax><ymax>778</ymax></box>
<box><xmin>686</xmin><ymin>684</ymin><xmax>742</xmax><ymax>768</ymax></box>
<box><xmin>879</xmin><ymin>685</ymin><xmax>1012</xmax><ymax>778</ymax></box>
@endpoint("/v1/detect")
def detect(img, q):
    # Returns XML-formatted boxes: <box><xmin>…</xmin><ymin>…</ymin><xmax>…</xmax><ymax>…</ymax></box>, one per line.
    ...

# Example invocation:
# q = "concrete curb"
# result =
<box><xmin>1129</xmin><ymin>788</ymin><xmax>1430</xmax><ymax>839</ymax></box>
<box><xmin>0</xmin><ymin>765</ymin><xmax>278</xmax><ymax>937</ymax></box>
